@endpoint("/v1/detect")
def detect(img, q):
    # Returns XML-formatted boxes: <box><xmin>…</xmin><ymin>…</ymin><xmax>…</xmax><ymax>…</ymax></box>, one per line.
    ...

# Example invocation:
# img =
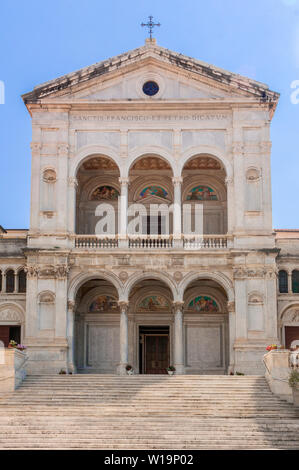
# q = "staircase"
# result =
<box><xmin>0</xmin><ymin>374</ymin><xmax>298</xmax><ymax>449</ymax></box>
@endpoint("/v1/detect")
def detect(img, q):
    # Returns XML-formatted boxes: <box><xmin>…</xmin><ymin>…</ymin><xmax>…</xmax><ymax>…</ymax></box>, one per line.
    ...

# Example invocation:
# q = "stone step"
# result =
<box><xmin>0</xmin><ymin>374</ymin><xmax>297</xmax><ymax>450</ymax></box>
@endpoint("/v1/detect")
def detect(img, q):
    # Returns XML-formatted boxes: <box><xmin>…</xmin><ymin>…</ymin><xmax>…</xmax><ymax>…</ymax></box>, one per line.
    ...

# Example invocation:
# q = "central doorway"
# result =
<box><xmin>139</xmin><ymin>326</ymin><xmax>170</xmax><ymax>374</ymax></box>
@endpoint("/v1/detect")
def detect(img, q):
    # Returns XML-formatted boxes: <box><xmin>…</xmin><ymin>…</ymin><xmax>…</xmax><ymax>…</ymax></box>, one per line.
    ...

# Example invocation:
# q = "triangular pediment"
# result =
<box><xmin>22</xmin><ymin>41</ymin><xmax>279</xmax><ymax>107</ymax></box>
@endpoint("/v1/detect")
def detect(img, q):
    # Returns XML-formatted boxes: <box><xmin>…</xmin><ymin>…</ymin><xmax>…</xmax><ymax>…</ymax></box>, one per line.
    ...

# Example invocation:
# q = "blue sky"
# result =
<box><xmin>0</xmin><ymin>0</ymin><xmax>298</xmax><ymax>229</ymax></box>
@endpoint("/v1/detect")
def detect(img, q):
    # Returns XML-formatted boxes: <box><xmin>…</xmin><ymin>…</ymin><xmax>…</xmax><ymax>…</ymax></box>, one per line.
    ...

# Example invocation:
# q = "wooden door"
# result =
<box><xmin>145</xmin><ymin>335</ymin><xmax>169</xmax><ymax>374</ymax></box>
<box><xmin>285</xmin><ymin>326</ymin><xmax>299</xmax><ymax>349</ymax></box>
<box><xmin>0</xmin><ymin>326</ymin><xmax>10</xmax><ymax>347</ymax></box>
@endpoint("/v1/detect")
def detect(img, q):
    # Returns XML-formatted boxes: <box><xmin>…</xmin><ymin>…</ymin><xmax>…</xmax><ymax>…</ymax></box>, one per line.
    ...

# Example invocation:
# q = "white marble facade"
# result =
<box><xmin>0</xmin><ymin>38</ymin><xmax>299</xmax><ymax>375</ymax></box>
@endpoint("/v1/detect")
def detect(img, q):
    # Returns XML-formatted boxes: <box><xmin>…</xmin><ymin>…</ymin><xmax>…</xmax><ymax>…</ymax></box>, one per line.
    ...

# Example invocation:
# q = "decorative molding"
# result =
<box><xmin>173</xmin><ymin>271</ymin><xmax>183</xmax><ymax>282</ymax></box>
<box><xmin>172</xmin><ymin>176</ymin><xmax>183</xmax><ymax>186</ymax></box>
<box><xmin>67</xmin><ymin>300</ymin><xmax>76</xmax><ymax>312</ymax></box>
<box><xmin>118</xmin><ymin>271</ymin><xmax>129</xmax><ymax>283</ymax></box>
<box><xmin>30</xmin><ymin>142</ymin><xmax>42</xmax><ymax>154</ymax></box>
<box><xmin>118</xmin><ymin>301</ymin><xmax>129</xmax><ymax>314</ymax></box>
<box><xmin>117</xmin><ymin>255</ymin><xmax>131</xmax><ymax>266</ymax></box>
<box><xmin>248</xmin><ymin>292</ymin><xmax>264</xmax><ymax>305</ymax></box>
<box><xmin>38</xmin><ymin>291</ymin><xmax>55</xmax><ymax>304</ymax></box>
<box><xmin>25</xmin><ymin>265</ymin><xmax>69</xmax><ymax>279</ymax></box>
<box><xmin>118</xmin><ymin>177</ymin><xmax>130</xmax><ymax>186</ymax></box>
<box><xmin>282</xmin><ymin>309</ymin><xmax>299</xmax><ymax>324</ymax></box>
<box><xmin>24</xmin><ymin>265</ymin><xmax>39</xmax><ymax>279</ymax></box>
<box><xmin>42</xmin><ymin>168</ymin><xmax>57</xmax><ymax>183</ymax></box>
<box><xmin>171</xmin><ymin>256</ymin><xmax>184</xmax><ymax>267</ymax></box>
<box><xmin>232</xmin><ymin>142</ymin><xmax>244</xmax><ymax>154</ymax></box>
<box><xmin>55</xmin><ymin>265</ymin><xmax>70</xmax><ymax>279</ymax></box>
<box><xmin>41</xmin><ymin>210</ymin><xmax>55</xmax><ymax>219</ymax></box>
<box><xmin>68</xmin><ymin>177</ymin><xmax>78</xmax><ymax>187</ymax></box>
<box><xmin>172</xmin><ymin>301</ymin><xmax>184</xmax><ymax>314</ymax></box>
<box><xmin>131</xmin><ymin>156</ymin><xmax>171</xmax><ymax>171</ymax></box>
<box><xmin>183</xmin><ymin>156</ymin><xmax>222</xmax><ymax>170</ymax></box>
<box><xmin>57</xmin><ymin>143</ymin><xmax>69</xmax><ymax>155</ymax></box>
<box><xmin>82</xmin><ymin>156</ymin><xmax>118</xmax><ymax>171</ymax></box>
<box><xmin>0</xmin><ymin>309</ymin><xmax>23</xmax><ymax>323</ymax></box>
<box><xmin>246</xmin><ymin>167</ymin><xmax>261</xmax><ymax>182</ymax></box>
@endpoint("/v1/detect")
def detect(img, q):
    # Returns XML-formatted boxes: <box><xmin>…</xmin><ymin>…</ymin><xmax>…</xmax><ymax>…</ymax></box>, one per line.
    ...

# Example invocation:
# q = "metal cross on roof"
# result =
<box><xmin>141</xmin><ymin>16</ymin><xmax>161</xmax><ymax>40</ymax></box>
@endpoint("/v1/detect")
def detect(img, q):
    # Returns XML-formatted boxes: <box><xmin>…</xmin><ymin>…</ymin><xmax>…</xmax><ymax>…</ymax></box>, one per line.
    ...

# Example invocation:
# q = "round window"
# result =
<box><xmin>142</xmin><ymin>81</ymin><xmax>159</xmax><ymax>96</ymax></box>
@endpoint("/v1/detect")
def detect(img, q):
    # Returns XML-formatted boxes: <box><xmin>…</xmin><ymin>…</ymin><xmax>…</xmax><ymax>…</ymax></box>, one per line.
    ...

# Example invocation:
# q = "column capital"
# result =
<box><xmin>118</xmin><ymin>301</ymin><xmax>129</xmax><ymax>313</ymax></box>
<box><xmin>227</xmin><ymin>301</ymin><xmax>235</xmax><ymax>313</ymax></box>
<box><xmin>119</xmin><ymin>177</ymin><xmax>130</xmax><ymax>186</ymax></box>
<box><xmin>172</xmin><ymin>301</ymin><xmax>184</xmax><ymax>313</ymax></box>
<box><xmin>172</xmin><ymin>176</ymin><xmax>183</xmax><ymax>186</ymax></box>
<box><xmin>30</xmin><ymin>142</ymin><xmax>42</xmax><ymax>154</ymax></box>
<box><xmin>68</xmin><ymin>177</ymin><xmax>78</xmax><ymax>188</ymax></box>
<box><xmin>67</xmin><ymin>300</ymin><xmax>76</xmax><ymax>312</ymax></box>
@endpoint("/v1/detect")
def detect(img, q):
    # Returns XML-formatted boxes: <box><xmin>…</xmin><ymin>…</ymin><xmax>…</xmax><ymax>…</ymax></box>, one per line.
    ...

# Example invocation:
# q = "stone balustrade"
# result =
<box><xmin>0</xmin><ymin>348</ymin><xmax>28</xmax><ymax>393</ymax></box>
<box><xmin>263</xmin><ymin>349</ymin><xmax>295</xmax><ymax>403</ymax></box>
<box><xmin>75</xmin><ymin>236</ymin><xmax>119</xmax><ymax>249</ymax></box>
<box><xmin>184</xmin><ymin>235</ymin><xmax>228</xmax><ymax>249</ymax></box>
<box><xmin>74</xmin><ymin>234</ymin><xmax>230</xmax><ymax>250</ymax></box>
<box><xmin>128</xmin><ymin>235</ymin><xmax>173</xmax><ymax>249</ymax></box>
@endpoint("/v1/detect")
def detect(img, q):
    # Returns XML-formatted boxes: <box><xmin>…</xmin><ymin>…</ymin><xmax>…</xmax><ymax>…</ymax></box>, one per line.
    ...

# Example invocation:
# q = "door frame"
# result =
<box><xmin>138</xmin><ymin>324</ymin><xmax>171</xmax><ymax>374</ymax></box>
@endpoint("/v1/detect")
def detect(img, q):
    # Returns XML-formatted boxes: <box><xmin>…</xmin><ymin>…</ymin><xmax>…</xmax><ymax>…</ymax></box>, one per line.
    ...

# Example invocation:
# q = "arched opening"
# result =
<box><xmin>280</xmin><ymin>306</ymin><xmax>299</xmax><ymax>349</ymax></box>
<box><xmin>0</xmin><ymin>304</ymin><xmax>24</xmax><ymax>347</ymax></box>
<box><xmin>292</xmin><ymin>270</ymin><xmax>299</xmax><ymax>294</ymax></box>
<box><xmin>74</xmin><ymin>278</ymin><xmax>120</xmax><ymax>373</ymax></box>
<box><xmin>183</xmin><ymin>277</ymin><xmax>229</xmax><ymax>374</ymax></box>
<box><xmin>278</xmin><ymin>270</ymin><xmax>288</xmax><ymax>293</ymax></box>
<box><xmin>75</xmin><ymin>154</ymin><xmax>120</xmax><ymax>235</ymax></box>
<box><xmin>18</xmin><ymin>269</ymin><xmax>26</xmax><ymax>293</ymax></box>
<box><xmin>6</xmin><ymin>270</ymin><xmax>15</xmax><ymax>293</ymax></box>
<box><xmin>128</xmin><ymin>277</ymin><xmax>174</xmax><ymax>374</ymax></box>
<box><xmin>182</xmin><ymin>154</ymin><xmax>227</xmax><ymax>235</ymax></box>
<box><xmin>128</xmin><ymin>154</ymin><xmax>174</xmax><ymax>237</ymax></box>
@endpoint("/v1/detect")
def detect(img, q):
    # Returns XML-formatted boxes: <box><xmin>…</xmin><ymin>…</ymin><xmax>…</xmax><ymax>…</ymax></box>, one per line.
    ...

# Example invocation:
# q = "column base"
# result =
<box><xmin>67</xmin><ymin>363</ymin><xmax>76</xmax><ymax>374</ymax></box>
<box><xmin>174</xmin><ymin>364</ymin><xmax>185</xmax><ymax>375</ymax></box>
<box><xmin>116</xmin><ymin>363</ymin><xmax>128</xmax><ymax>375</ymax></box>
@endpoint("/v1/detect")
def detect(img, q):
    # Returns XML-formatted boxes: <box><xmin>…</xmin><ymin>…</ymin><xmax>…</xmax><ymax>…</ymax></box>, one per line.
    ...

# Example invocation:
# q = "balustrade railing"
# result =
<box><xmin>183</xmin><ymin>235</ymin><xmax>228</xmax><ymax>249</ymax></box>
<box><xmin>74</xmin><ymin>235</ymin><xmax>229</xmax><ymax>250</ymax></box>
<box><xmin>128</xmin><ymin>235</ymin><xmax>173</xmax><ymax>249</ymax></box>
<box><xmin>75</xmin><ymin>236</ymin><xmax>118</xmax><ymax>249</ymax></box>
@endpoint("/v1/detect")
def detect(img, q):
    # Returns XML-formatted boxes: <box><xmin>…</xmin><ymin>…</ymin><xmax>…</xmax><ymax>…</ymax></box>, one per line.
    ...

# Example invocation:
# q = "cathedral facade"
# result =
<box><xmin>0</xmin><ymin>39</ymin><xmax>299</xmax><ymax>375</ymax></box>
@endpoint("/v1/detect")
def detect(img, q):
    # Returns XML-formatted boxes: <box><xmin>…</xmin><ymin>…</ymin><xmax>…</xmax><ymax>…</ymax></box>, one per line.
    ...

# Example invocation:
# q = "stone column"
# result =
<box><xmin>233</xmin><ymin>268</ymin><xmax>247</xmax><ymax>340</ymax></box>
<box><xmin>118</xmin><ymin>178</ymin><xmax>129</xmax><ymax>249</ymax></box>
<box><xmin>288</xmin><ymin>270</ymin><xmax>292</xmax><ymax>294</ymax></box>
<box><xmin>117</xmin><ymin>301</ymin><xmax>129</xmax><ymax>375</ymax></box>
<box><xmin>225</xmin><ymin>176</ymin><xmax>234</xmax><ymax>235</ymax></box>
<box><xmin>227</xmin><ymin>301</ymin><xmax>236</xmax><ymax>374</ymax></box>
<box><xmin>56</xmin><ymin>143</ymin><xmax>69</xmax><ymax>233</ymax></box>
<box><xmin>173</xmin><ymin>301</ymin><xmax>185</xmax><ymax>374</ymax></box>
<box><xmin>24</xmin><ymin>266</ymin><xmax>39</xmax><ymax>339</ymax></box>
<box><xmin>14</xmin><ymin>270</ymin><xmax>18</xmax><ymax>293</ymax></box>
<box><xmin>172</xmin><ymin>177</ymin><xmax>183</xmax><ymax>248</ymax></box>
<box><xmin>55</xmin><ymin>265</ymin><xmax>69</xmax><ymax>338</ymax></box>
<box><xmin>67</xmin><ymin>300</ymin><xmax>76</xmax><ymax>373</ymax></box>
<box><xmin>67</xmin><ymin>177</ymin><xmax>78</xmax><ymax>239</ymax></box>
<box><xmin>2</xmin><ymin>272</ymin><xmax>6</xmax><ymax>293</ymax></box>
<box><xmin>232</xmin><ymin>141</ymin><xmax>245</xmax><ymax>233</ymax></box>
<box><xmin>29</xmin><ymin>142</ymin><xmax>42</xmax><ymax>233</ymax></box>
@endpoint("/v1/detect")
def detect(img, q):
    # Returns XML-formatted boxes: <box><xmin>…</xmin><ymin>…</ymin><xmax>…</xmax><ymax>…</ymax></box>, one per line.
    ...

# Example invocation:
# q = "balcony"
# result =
<box><xmin>74</xmin><ymin>234</ymin><xmax>230</xmax><ymax>250</ymax></box>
